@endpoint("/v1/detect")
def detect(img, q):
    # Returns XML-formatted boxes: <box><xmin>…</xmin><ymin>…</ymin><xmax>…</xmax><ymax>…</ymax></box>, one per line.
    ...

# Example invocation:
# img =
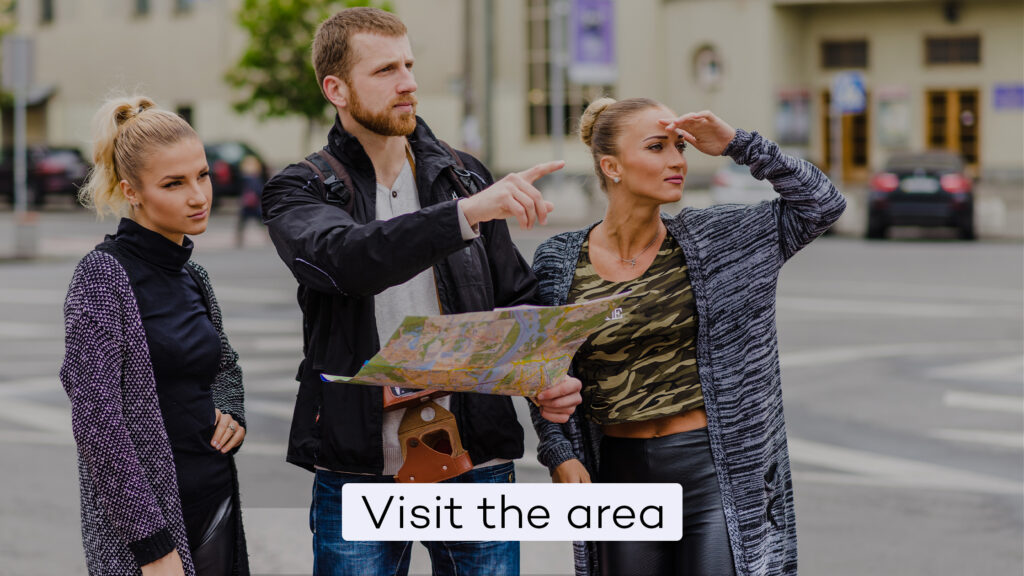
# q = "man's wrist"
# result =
<box><xmin>456</xmin><ymin>198</ymin><xmax>481</xmax><ymax>239</ymax></box>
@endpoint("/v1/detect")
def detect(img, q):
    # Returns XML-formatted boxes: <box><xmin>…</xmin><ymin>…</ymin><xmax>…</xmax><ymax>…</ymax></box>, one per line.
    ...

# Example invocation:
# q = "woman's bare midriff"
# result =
<box><xmin>602</xmin><ymin>406</ymin><xmax>708</xmax><ymax>439</ymax></box>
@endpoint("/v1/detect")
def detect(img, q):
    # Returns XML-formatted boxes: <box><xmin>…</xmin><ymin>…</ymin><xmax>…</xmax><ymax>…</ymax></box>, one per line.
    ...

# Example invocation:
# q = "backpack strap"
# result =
<box><xmin>301</xmin><ymin>149</ymin><xmax>354</xmax><ymax>212</ymax></box>
<box><xmin>437</xmin><ymin>139</ymin><xmax>482</xmax><ymax>199</ymax></box>
<box><xmin>438</xmin><ymin>140</ymin><xmax>465</xmax><ymax>169</ymax></box>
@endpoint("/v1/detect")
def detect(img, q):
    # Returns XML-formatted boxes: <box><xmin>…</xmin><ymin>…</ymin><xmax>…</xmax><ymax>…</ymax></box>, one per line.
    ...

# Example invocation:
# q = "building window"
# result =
<box><xmin>135</xmin><ymin>0</ymin><xmax>150</xmax><ymax>17</ymax></box>
<box><xmin>175</xmin><ymin>0</ymin><xmax>196</xmax><ymax>14</ymax></box>
<box><xmin>821</xmin><ymin>40</ymin><xmax>868</xmax><ymax>69</ymax></box>
<box><xmin>40</xmin><ymin>0</ymin><xmax>54</xmax><ymax>24</ymax></box>
<box><xmin>526</xmin><ymin>0</ymin><xmax>611</xmax><ymax>137</ymax></box>
<box><xmin>925</xmin><ymin>36</ymin><xmax>980</xmax><ymax>64</ymax></box>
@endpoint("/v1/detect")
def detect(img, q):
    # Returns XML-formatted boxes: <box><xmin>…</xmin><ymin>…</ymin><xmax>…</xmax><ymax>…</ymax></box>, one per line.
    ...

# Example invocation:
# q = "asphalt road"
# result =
<box><xmin>0</xmin><ymin>208</ymin><xmax>1020</xmax><ymax>575</ymax></box>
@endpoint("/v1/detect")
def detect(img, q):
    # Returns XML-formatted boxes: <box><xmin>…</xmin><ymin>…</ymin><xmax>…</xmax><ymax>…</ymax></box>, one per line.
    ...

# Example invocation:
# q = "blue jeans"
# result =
<box><xmin>311</xmin><ymin>462</ymin><xmax>520</xmax><ymax>576</ymax></box>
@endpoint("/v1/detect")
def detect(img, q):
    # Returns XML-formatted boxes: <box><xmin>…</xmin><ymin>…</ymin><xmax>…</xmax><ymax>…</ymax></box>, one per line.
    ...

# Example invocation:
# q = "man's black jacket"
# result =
<box><xmin>261</xmin><ymin>116</ymin><xmax>533</xmax><ymax>473</ymax></box>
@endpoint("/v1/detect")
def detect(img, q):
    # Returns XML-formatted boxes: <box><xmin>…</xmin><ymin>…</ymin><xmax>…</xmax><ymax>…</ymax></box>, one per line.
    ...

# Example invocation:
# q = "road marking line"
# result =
<box><xmin>785</xmin><ymin>281</ymin><xmax>1023</xmax><ymax>305</ymax></box>
<box><xmin>223</xmin><ymin>318</ymin><xmax>301</xmax><ymax>334</ymax></box>
<box><xmin>0</xmin><ymin>322</ymin><xmax>61</xmax><ymax>339</ymax></box>
<box><xmin>0</xmin><ymin>388</ymin><xmax>1017</xmax><ymax>495</ymax></box>
<box><xmin>0</xmin><ymin>377</ymin><xmax>61</xmax><ymax>396</ymax></box>
<box><xmin>787</xmin><ymin>437</ymin><xmax>1021</xmax><ymax>495</ymax></box>
<box><xmin>246</xmin><ymin>399</ymin><xmax>295</xmax><ymax>420</ymax></box>
<box><xmin>928</xmin><ymin>356</ymin><xmax>1023</xmax><ymax>384</ymax></box>
<box><xmin>943</xmin><ymin>390</ymin><xmax>1024</xmax><ymax>414</ymax></box>
<box><xmin>247</xmin><ymin>337</ymin><xmax>303</xmax><ymax>352</ymax></box>
<box><xmin>0</xmin><ymin>398</ymin><xmax>70</xmax><ymax>433</ymax></box>
<box><xmin>213</xmin><ymin>285</ymin><xmax>295</xmax><ymax>305</ymax></box>
<box><xmin>0</xmin><ymin>288</ymin><xmax>65</xmax><ymax>305</ymax></box>
<box><xmin>0</xmin><ymin>430</ymin><xmax>72</xmax><ymax>445</ymax></box>
<box><xmin>777</xmin><ymin>296</ymin><xmax>1020</xmax><ymax>319</ymax></box>
<box><xmin>238</xmin><ymin>358</ymin><xmax>301</xmax><ymax>377</ymax></box>
<box><xmin>781</xmin><ymin>340</ymin><xmax>1022</xmax><ymax>369</ymax></box>
<box><xmin>929</xmin><ymin>429</ymin><xmax>1024</xmax><ymax>450</ymax></box>
<box><xmin>236</xmin><ymin>508</ymin><xmax>312</xmax><ymax>573</ymax></box>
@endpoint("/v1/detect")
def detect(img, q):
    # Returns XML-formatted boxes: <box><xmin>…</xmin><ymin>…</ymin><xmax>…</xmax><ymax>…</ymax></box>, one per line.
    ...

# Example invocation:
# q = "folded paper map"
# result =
<box><xmin>321</xmin><ymin>292</ymin><xmax>630</xmax><ymax>397</ymax></box>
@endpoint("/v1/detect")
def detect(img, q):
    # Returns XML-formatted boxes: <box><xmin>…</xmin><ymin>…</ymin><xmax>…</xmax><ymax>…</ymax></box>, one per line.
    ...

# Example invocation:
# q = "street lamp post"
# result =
<box><xmin>3</xmin><ymin>35</ymin><xmax>38</xmax><ymax>259</ymax></box>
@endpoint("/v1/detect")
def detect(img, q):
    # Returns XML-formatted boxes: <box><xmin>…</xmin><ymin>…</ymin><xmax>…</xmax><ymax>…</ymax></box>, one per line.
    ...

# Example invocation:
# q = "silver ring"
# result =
<box><xmin>228</xmin><ymin>422</ymin><xmax>237</xmax><ymax>431</ymax></box>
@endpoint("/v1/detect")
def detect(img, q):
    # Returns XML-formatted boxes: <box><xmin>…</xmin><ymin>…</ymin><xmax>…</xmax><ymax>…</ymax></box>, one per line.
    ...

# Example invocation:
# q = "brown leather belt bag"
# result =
<box><xmin>390</xmin><ymin>393</ymin><xmax>473</xmax><ymax>483</ymax></box>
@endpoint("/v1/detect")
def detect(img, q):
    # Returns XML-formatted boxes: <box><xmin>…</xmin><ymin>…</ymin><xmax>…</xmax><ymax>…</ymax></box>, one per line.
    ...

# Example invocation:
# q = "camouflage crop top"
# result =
<box><xmin>567</xmin><ymin>234</ymin><xmax>703</xmax><ymax>425</ymax></box>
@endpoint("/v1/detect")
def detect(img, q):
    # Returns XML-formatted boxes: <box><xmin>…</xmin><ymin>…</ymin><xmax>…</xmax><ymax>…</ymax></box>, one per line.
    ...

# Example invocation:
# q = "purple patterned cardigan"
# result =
<box><xmin>60</xmin><ymin>248</ymin><xmax>248</xmax><ymax>575</ymax></box>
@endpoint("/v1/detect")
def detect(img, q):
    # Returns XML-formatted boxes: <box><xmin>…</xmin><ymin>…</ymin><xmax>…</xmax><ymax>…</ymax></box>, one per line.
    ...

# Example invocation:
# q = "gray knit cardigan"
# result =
<box><xmin>61</xmin><ymin>248</ymin><xmax>248</xmax><ymax>575</ymax></box>
<box><xmin>529</xmin><ymin>130</ymin><xmax>845</xmax><ymax>576</ymax></box>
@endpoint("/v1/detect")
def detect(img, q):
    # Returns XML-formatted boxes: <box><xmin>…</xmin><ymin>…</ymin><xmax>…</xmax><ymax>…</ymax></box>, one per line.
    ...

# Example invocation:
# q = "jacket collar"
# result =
<box><xmin>326</xmin><ymin>114</ymin><xmax>458</xmax><ymax>193</ymax></box>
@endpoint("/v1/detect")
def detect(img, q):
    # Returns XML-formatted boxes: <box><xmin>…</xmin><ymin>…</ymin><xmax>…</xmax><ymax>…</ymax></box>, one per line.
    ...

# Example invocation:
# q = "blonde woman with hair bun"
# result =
<box><xmin>530</xmin><ymin>99</ymin><xmax>846</xmax><ymax>576</ymax></box>
<box><xmin>61</xmin><ymin>95</ymin><xmax>249</xmax><ymax>576</ymax></box>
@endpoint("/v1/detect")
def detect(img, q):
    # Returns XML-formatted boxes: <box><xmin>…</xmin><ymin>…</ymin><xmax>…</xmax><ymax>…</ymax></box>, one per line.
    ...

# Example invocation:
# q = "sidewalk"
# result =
<box><xmin>538</xmin><ymin>178</ymin><xmax>1023</xmax><ymax>240</ymax></box>
<box><xmin>1</xmin><ymin>180</ymin><xmax>1020</xmax><ymax>261</ymax></box>
<box><xmin>0</xmin><ymin>204</ymin><xmax>276</xmax><ymax>261</ymax></box>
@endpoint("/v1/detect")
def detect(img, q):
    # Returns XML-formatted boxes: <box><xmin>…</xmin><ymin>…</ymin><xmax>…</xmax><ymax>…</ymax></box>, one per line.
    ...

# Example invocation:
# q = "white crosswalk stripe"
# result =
<box><xmin>928</xmin><ymin>429</ymin><xmax>1024</xmax><ymax>450</ymax></box>
<box><xmin>943</xmin><ymin>390</ymin><xmax>1024</xmax><ymax>414</ymax></box>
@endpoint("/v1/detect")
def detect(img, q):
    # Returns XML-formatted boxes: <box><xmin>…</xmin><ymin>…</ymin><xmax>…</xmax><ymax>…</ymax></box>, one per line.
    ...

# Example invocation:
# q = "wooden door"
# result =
<box><xmin>822</xmin><ymin>90</ymin><xmax>870</xmax><ymax>182</ymax></box>
<box><xmin>926</xmin><ymin>89</ymin><xmax>980</xmax><ymax>176</ymax></box>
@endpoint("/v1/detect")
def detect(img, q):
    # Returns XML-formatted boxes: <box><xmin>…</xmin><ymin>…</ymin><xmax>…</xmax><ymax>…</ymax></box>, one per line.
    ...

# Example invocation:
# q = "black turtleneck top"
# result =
<box><xmin>110</xmin><ymin>218</ymin><xmax>231</xmax><ymax>537</ymax></box>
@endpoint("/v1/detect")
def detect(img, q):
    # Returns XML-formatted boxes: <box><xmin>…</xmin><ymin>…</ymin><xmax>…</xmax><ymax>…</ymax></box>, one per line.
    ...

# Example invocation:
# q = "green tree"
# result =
<box><xmin>225</xmin><ymin>0</ymin><xmax>390</xmax><ymax>150</ymax></box>
<box><xmin>0</xmin><ymin>0</ymin><xmax>19</xmax><ymax>108</ymax></box>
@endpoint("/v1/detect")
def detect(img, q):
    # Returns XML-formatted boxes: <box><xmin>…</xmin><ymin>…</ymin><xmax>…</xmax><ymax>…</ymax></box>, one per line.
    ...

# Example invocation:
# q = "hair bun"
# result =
<box><xmin>113</xmin><ymin>97</ymin><xmax>157</xmax><ymax>126</ymax></box>
<box><xmin>579</xmin><ymin>97</ymin><xmax>616</xmax><ymax>148</ymax></box>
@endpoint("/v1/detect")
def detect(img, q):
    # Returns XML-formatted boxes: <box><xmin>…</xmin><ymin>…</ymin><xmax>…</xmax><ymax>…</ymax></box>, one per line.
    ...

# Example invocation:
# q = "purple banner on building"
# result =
<box><xmin>993</xmin><ymin>84</ymin><xmax>1024</xmax><ymax>110</ymax></box>
<box><xmin>568</xmin><ymin>0</ymin><xmax>617</xmax><ymax>85</ymax></box>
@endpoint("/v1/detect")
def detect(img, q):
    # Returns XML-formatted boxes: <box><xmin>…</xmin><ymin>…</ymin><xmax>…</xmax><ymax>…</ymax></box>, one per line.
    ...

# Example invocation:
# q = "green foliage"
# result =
<box><xmin>0</xmin><ymin>0</ymin><xmax>15</xmax><ymax>36</ymax></box>
<box><xmin>225</xmin><ymin>0</ymin><xmax>391</xmax><ymax>126</ymax></box>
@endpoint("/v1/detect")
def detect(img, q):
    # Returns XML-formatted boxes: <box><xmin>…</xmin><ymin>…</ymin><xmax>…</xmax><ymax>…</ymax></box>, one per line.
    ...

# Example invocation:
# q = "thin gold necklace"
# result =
<box><xmin>617</xmin><ymin>229</ymin><xmax>661</xmax><ymax>267</ymax></box>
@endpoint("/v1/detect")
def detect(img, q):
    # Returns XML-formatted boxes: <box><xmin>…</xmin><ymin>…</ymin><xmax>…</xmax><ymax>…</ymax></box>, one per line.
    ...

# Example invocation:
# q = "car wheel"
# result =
<box><xmin>958</xmin><ymin>220</ymin><xmax>976</xmax><ymax>241</ymax></box>
<box><xmin>866</xmin><ymin>215</ymin><xmax>887</xmax><ymax>239</ymax></box>
<box><xmin>30</xmin><ymin>187</ymin><xmax>45</xmax><ymax>208</ymax></box>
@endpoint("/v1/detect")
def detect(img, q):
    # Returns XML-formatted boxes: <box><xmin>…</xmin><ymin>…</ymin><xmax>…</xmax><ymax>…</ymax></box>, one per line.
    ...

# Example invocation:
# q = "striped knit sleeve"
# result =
<box><xmin>529</xmin><ymin>235</ymin><xmax>584</xmax><ymax>473</ymax></box>
<box><xmin>724</xmin><ymin>129</ymin><xmax>846</xmax><ymax>260</ymax></box>
<box><xmin>60</xmin><ymin>260</ymin><xmax>174</xmax><ymax>563</ymax></box>
<box><xmin>188</xmin><ymin>261</ymin><xmax>246</xmax><ymax>429</ymax></box>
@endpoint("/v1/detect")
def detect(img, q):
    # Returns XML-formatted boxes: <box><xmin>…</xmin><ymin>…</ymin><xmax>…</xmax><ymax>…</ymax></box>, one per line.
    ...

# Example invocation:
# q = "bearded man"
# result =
<box><xmin>260</xmin><ymin>7</ymin><xmax>582</xmax><ymax>575</ymax></box>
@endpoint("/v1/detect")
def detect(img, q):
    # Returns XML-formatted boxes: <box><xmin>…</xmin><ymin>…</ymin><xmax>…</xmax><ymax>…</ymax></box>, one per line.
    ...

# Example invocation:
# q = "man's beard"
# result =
<box><xmin>349</xmin><ymin>89</ymin><xmax>417</xmax><ymax>137</ymax></box>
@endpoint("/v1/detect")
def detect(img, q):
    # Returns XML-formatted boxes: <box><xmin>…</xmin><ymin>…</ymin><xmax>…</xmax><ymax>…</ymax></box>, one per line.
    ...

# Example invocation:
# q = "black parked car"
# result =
<box><xmin>866</xmin><ymin>151</ymin><xmax>975</xmax><ymax>240</ymax></box>
<box><xmin>204</xmin><ymin>142</ymin><xmax>268</xmax><ymax>208</ymax></box>
<box><xmin>0</xmin><ymin>146</ymin><xmax>90</xmax><ymax>207</ymax></box>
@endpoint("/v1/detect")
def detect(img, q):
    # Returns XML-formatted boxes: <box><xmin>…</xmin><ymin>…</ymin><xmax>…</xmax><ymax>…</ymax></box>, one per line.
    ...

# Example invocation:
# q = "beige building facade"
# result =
<box><xmin>8</xmin><ymin>0</ymin><xmax>1023</xmax><ymax>184</ymax></box>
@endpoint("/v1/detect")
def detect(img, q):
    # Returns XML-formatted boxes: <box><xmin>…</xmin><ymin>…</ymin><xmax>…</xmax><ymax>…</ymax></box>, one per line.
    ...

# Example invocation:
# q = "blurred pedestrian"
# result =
<box><xmin>260</xmin><ymin>7</ymin><xmax>581</xmax><ymax>576</ymax></box>
<box><xmin>61</xmin><ymin>95</ymin><xmax>249</xmax><ymax>576</ymax></box>
<box><xmin>235</xmin><ymin>154</ymin><xmax>264</xmax><ymax>248</ymax></box>
<box><xmin>530</xmin><ymin>99</ymin><xmax>846</xmax><ymax>576</ymax></box>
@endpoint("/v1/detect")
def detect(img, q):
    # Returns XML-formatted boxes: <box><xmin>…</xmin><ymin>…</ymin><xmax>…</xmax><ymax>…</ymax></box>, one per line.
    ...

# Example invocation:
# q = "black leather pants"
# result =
<box><xmin>190</xmin><ymin>496</ymin><xmax>236</xmax><ymax>576</ymax></box>
<box><xmin>598</xmin><ymin>427</ymin><xmax>736</xmax><ymax>576</ymax></box>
